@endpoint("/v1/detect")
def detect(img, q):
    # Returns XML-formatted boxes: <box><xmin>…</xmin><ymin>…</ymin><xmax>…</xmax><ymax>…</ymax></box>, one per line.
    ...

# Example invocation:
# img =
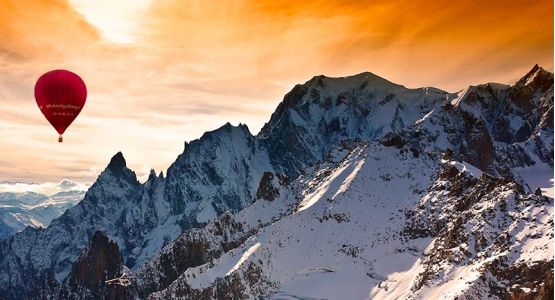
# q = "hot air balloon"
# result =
<box><xmin>34</xmin><ymin>70</ymin><xmax>87</xmax><ymax>142</ymax></box>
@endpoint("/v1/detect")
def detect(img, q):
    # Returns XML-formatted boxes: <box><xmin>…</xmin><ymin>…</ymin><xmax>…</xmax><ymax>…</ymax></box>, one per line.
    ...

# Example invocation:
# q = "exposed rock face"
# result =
<box><xmin>403</xmin><ymin>161</ymin><xmax>553</xmax><ymax>299</ymax></box>
<box><xmin>254</xmin><ymin>172</ymin><xmax>289</xmax><ymax>202</ymax></box>
<box><xmin>57</xmin><ymin>231</ymin><xmax>128</xmax><ymax>300</ymax></box>
<box><xmin>496</xmin><ymin>260</ymin><xmax>553</xmax><ymax>300</ymax></box>
<box><xmin>379</xmin><ymin>132</ymin><xmax>406</xmax><ymax>148</ymax></box>
<box><xmin>459</xmin><ymin>113</ymin><xmax>495</xmax><ymax>172</ymax></box>
<box><xmin>412</xmin><ymin>66</ymin><xmax>553</xmax><ymax>179</ymax></box>
<box><xmin>508</xmin><ymin>65</ymin><xmax>553</xmax><ymax>114</ymax></box>
<box><xmin>0</xmin><ymin>66</ymin><xmax>552</xmax><ymax>299</ymax></box>
<box><xmin>106</xmin><ymin>152</ymin><xmax>127</xmax><ymax>177</ymax></box>
<box><xmin>148</xmin><ymin>261</ymin><xmax>274</xmax><ymax>300</ymax></box>
<box><xmin>134</xmin><ymin>212</ymin><xmax>261</xmax><ymax>298</ymax></box>
<box><xmin>164</xmin><ymin>123</ymin><xmax>268</xmax><ymax>219</ymax></box>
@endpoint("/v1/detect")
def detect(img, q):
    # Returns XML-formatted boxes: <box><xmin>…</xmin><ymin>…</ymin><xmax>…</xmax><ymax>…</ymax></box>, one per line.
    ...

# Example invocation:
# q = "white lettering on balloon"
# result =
<box><xmin>45</xmin><ymin>104</ymin><xmax>81</xmax><ymax>110</ymax></box>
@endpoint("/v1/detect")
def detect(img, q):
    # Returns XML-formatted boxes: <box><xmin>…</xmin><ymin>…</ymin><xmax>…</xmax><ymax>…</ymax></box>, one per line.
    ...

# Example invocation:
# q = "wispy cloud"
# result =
<box><xmin>0</xmin><ymin>0</ymin><xmax>552</xmax><ymax>183</ymax></box>
<box><xmin>0</xmin><ymin>179</ymin><xmax>90</xmax><ymax>196</ymax></box>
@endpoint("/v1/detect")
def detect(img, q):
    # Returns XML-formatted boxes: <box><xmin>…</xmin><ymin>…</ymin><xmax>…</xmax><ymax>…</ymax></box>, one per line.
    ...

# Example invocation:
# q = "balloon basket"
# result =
<box><xmin>58</xmin><ymin>135</ymin><xmax>63</xmax><ymax>143</ymax></box>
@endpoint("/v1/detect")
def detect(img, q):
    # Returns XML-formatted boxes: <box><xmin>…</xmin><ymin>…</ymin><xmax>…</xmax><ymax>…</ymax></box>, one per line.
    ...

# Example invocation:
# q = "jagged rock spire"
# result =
<box><xmin>107</xmin><ymin>152</ymin><xmax>126</xmax><ymax>174</ymax></box>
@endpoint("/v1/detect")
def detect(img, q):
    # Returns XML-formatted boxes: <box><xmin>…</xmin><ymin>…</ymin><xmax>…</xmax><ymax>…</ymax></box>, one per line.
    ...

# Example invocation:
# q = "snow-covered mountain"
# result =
<box><xmin>0</xmin><ymin>190</ymin><xmax>84</xmax><ymax>240</ymax></box>
<box><xmin>142</xmin><ymin>143</ymin><xmax>552</xmax><ymax>300</ymax></box>
<box><xmin>0</xmin><ymin>65</ymin><xmax>552</xmax><ymax>299</ymax></box>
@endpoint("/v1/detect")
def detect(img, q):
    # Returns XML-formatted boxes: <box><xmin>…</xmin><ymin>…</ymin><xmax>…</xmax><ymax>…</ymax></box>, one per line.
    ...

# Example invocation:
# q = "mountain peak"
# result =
<box><xmin>516</xmin><ymin>64</ymin><xmax>553</xmax><ymax>90</ymax></box>
<box><xmin>308</xmin><ymin>71</ymin><xmax>404</xmax><ymax>93</ymax></box>
<box><xmin>107</xmin><ymin>152</ymin><xmax>126</xmax><ymax>173</ymax></box>
<box><xmin>148</xmin><ymin>168</ymin><xmax>157</xmax><ymax>181</ymax></box>
<box><xmin>197</xmin><ymin>122</ymin><xmax>252</xmax><ymax>142</ymax></box>
<box><xmin>261</xmin><ymin>70</ymin><xmax>409</xmax><ymax>136</ymax></box>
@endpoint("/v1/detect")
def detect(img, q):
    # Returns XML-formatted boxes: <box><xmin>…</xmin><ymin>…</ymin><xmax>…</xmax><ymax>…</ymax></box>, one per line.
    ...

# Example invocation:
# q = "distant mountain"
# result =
<box><xmin>0</xmin><ymin>190</ymin><xmax>84</xmax><ymax>240</ymax></box>
<box><xmin>0</xmin><ymin>65</ymin><xmax>552</xmax><ymax>299</ymax></box>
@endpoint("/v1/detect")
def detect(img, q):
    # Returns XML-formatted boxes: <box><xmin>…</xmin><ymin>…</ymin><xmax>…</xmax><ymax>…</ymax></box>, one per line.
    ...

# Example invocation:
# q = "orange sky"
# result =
<box><xmin>0</xmin><ymin>0</ymin><xmax>552</xmax><ymax>184</ymax></box>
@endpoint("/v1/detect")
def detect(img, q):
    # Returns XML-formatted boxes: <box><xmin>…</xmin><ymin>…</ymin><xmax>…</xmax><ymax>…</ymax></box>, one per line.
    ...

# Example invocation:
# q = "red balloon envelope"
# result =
<box><xmin>35</xmin><ymin>70</ymin><xmax>87</xmax><ymax>142</ymax></box>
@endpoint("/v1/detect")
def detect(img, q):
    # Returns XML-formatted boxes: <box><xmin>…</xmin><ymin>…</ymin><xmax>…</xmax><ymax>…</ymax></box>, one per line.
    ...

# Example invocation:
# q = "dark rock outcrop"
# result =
<box><xmin>58</xmin><ymin>231</ymin><xmax>128</xmax><ymax>300</ymax></box>
<box><xmin>380</xmin><ymin>132</ymin><xmax>406</xmax><ymax>148</ymax></box>
<box><xmin>405</xmin><ymin>161</ymin><xmax>553</xmax><ymax>298</ymax></box>
<box><xmin>254</xmin><ymin>172</ymin><xmax>289</xmax><ymax>202</ymax></box>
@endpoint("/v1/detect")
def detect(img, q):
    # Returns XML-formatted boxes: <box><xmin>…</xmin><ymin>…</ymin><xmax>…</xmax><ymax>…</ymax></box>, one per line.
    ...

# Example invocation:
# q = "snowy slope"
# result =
<box><xmin>147</xmin><ymin>143</ymin><xmax>552</xmax><ymax>299</ymax></box>
<box><xmin>148</xmin><ymin>142</ymin><xmax>439</xmax><ymax>299</ymax></box>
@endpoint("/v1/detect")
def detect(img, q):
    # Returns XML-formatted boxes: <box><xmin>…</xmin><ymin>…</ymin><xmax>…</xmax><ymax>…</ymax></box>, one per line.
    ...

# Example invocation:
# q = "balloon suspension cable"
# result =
<box><xmin>58</xmin><ymin>135</ymin><xmax>63</xmax><ymax>143</ymax></box>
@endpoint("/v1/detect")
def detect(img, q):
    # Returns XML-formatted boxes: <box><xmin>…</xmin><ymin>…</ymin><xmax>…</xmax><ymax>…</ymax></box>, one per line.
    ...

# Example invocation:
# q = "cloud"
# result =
<box><xmin>0</xmin><ymin>0</ymin><xmax>552</xmax><ymax>183</ymax></box>
<box><xmin>0</xmin><ymin>0</ymin><xmax>100</xmax><ymax>59</ymax></box>
<box><xmin>0</xmin><ymin>179</ymin><xmax>90</xmax><ymax>196</ymax></box>
<box><xmin>139</xmin><ymin>0</ymin><xmax>553</xmax><ymax>90</ymax></box>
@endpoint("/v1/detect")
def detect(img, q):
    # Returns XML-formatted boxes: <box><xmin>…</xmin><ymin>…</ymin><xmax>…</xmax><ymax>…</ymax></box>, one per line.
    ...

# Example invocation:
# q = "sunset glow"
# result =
<box><xmin>0</xmin><ymin>0</ymin><xmax>552</xmax><ymax>183</ymax></box>
<box><xmin>68</xmin><ymin>0</ymin><xmax>150</xmax><ymax>43</ymax></box>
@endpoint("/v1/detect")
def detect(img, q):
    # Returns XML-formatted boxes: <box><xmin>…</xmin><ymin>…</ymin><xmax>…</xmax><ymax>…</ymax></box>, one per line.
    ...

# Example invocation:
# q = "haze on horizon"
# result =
<box><xmin>0</xmin><ymin>0</ymin><xmax>553</xmax><ymax>185</ymax></box>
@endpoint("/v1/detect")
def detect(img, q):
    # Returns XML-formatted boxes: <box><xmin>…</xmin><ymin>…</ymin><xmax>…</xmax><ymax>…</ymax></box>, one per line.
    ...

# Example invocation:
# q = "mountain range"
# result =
<box><xmin>0</xmin><ymin>65</ymin><xmax>552</xmax><ymax>299</ymax></box>
<box><xmin>0</xmin><ymin>185</ymin><xmax>85</xmax><ymax>240</ymax></box>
